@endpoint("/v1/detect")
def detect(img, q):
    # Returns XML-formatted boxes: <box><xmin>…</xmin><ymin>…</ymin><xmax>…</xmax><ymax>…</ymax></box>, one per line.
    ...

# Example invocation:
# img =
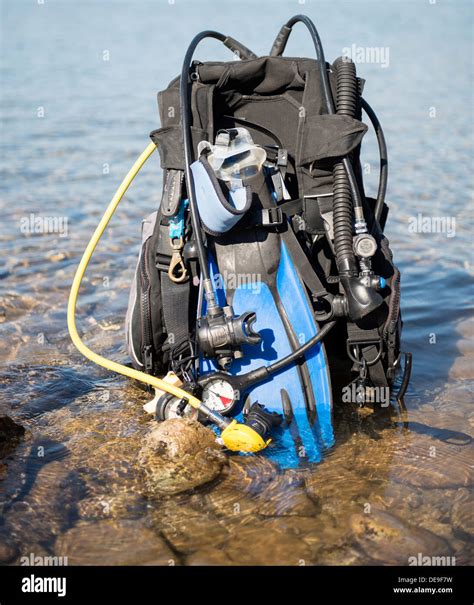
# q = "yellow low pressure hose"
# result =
<box><xmin>67</xmin><ymin>141</ymin><xmax>268</xmax><ymax>453</ymax></box>
<box><xmin>67</xmin><ymin>142</ymin><xmax>204</xmax><ymax>408</ymax></box>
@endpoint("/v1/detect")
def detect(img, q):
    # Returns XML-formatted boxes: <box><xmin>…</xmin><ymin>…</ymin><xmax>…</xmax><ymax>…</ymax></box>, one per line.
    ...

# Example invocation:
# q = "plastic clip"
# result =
<box><xmin>261</xmin><ymin>207</ymin><xmax>283</xmax><ymax>227</ymax></box>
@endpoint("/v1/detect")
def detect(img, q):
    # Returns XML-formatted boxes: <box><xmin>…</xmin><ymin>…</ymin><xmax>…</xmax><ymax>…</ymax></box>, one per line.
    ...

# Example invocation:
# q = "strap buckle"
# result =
<box><xmin>277</xmin><ymin>148</ymin><xmax>288</xmax><ymax>168</ymax></box>
<box><xmin>261</xmin><ymin>207</ymin><xmax>283</xmax><ymax>227</ymax></box>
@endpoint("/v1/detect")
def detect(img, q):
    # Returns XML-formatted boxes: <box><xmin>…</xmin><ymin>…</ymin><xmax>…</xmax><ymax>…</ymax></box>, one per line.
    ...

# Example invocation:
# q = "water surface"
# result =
<box><xmin>0</xmin><ymin>0</ymin><xmax>472</xmax><ymax>565</ymax></box>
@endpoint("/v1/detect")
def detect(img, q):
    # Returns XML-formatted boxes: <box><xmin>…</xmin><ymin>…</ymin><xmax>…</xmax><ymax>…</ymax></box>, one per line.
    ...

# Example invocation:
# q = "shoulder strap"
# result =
<box><xmin>280</xmin><ymin>223</ymin><xmax>327</xmax><ymax>300</ymax></box>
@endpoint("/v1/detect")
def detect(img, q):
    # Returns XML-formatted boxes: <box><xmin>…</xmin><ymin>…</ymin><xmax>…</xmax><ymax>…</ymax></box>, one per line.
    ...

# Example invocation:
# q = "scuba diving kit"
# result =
<box><xmin>68</xmin><ymin>15</ymin><xmax>412</xmax><ymax>467</ymax></box>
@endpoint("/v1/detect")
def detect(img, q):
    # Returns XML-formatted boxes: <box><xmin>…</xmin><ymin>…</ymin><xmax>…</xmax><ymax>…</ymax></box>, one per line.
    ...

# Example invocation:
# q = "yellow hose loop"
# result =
<box><xmin>67</xmin><ymin>142</ymin><xmax>202</xmax><ymax>411</ymax></box>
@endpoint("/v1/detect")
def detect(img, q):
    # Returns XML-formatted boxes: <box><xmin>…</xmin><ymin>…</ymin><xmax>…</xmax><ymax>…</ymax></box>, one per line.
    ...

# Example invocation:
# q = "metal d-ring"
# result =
<box><xmin>347</xmin><ymin>341</ymin><xmax>383</xmax><ymax>367</ymax></box>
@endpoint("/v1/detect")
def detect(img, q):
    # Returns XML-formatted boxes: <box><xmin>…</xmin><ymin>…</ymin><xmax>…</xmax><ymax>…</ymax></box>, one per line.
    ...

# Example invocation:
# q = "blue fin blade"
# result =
<box><xmin>200</xmin><ymin>246</ymin><xmax>334</xmax><ymax>469</ymax></box>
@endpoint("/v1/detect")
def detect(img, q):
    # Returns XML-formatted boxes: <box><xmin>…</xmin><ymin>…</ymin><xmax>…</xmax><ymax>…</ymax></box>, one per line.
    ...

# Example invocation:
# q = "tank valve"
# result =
<box><xmin>353</xmin><ymin>233</ymin><xmax>377</xmax><ymax>259</ymax></box>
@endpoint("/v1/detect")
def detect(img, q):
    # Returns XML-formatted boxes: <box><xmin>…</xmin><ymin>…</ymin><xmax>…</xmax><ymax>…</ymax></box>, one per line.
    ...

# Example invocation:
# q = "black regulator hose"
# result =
<box><xmin>332</xmin><ymin>57</ymin><xmax>359</xmax><ymax>277</ymax></box>
<box><xmin>334</xmin><ymin>57</ymin><xmax>358</xmax><ymax>116</ymax></box>
<box><xmin>180</xmin><ymin>31</ymin><xmax>225</xmax><ymax>288</ymax></box>
<box><xmin>361</xmin><ymin>97</ymin><xmax>388</xmax><ymax>226</ymax></box>
<box><xmin>270</xmin><ymin>16</ymin><xmax>383</xmax><ymax>320</ymax></box>
<box><xmin>271</xmin><ymin>17</ymin><xmax>367</xmax><ymax>277</ymax></box>
<box><xmin>260</xmin><ymin>320</ymin><xmax>337</xmax><ymax>376</ymax></box>
<box><xmin>199</xmin><ymin>320</ymin><xmax>337</xmax><ymax>393</ymax></box>
<box><xmin>180</xmin><ymin>31</ymin><xmax>256</xmax><ymax>303</ymax></box>
<box><xmin>270</xmin><ymin>16</ymin><xmax>364</xmax><ymax>208</ymax></box>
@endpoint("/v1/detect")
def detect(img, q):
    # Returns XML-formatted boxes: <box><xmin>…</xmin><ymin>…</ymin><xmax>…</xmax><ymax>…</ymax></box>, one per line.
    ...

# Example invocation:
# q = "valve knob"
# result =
<box><xmin>353</xmin><ymin>233</ymin><xmax>377</xmax><ymax>258</ymax></box>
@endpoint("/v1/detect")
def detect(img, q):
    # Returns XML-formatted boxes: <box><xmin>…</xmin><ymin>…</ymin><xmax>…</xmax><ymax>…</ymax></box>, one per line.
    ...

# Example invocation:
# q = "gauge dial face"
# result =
<box><xmin>202</xmin><ymin>379</ymin><xmax>237</xmax><ymax>414</ymax></box>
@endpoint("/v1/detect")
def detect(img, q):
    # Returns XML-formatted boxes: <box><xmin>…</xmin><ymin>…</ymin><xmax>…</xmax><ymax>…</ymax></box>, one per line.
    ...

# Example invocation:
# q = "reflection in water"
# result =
<box><xmin>0</xmin><ymin>0</ymin><xmax>472</xmax><ymax>565</ymax></box>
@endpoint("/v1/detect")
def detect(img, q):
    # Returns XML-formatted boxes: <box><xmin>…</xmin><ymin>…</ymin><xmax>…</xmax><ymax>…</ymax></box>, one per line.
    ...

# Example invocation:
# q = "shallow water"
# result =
<box><xmin>0</xmin><ymin>0</ymin><xmax>473</xmax><ymax>565</ymax></box>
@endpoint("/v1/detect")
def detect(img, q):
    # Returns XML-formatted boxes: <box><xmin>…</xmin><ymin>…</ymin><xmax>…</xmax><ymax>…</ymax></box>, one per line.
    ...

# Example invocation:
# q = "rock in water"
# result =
<box><xmin>185</xmin><ymin>547</ymin><xmax>233</xmax><ymax>566</ymax></box>
<box><xmin>0</xmin><ymin>539</ymin><xmax>19</xmax><ymax>564</ymax></box>
<box><xmin>138</xmin><ymin>418</ymin><xmax>226</xmax><ymax>495</ymax></box>
<box><xmin>224</xmin><ymin>525</ymin><xmax>313</xmax><ymax>565</ymax></box>
<box><xmin>55</xmin><ymin>520</ymin><xmax>176</xmax><ymax>565</ymax></box>
<box><xmin>451</xmin><ymin>495</ymin><xmax>474</xmax><ymax>541</ymax></box>
<box><xmin>0</xmin><ymin>416</ymin><xmax>25</xmax><ymax>459</ymax></box>
<box><xmin>350</xmin><ymin>509</ymin><xmax>452</xmax><ymax>564</ymax></box>
<box><xmin>449</xmin><ymin>356</ymin><xmax>474</xmax><ymax>381</ymax></box>
<box><xmin>389</xmin><ymin>438</ymin><xmax>473</xmax><ymax>489</ymax></box>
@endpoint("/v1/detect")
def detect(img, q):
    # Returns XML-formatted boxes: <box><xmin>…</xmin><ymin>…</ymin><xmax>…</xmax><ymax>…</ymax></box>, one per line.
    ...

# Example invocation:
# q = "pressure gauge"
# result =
<box><xmin>201</xmin><ymin>378</ymin><xmax>238</xmax><ymax>415</ymax></box>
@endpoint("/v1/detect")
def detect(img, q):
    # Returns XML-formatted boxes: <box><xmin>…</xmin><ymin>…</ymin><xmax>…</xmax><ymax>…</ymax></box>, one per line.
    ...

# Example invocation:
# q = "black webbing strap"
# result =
<box><xmin>302</xmin><ymin>198</ymin><xmax>326</xmax><ymax>235</ymax></box>
<box><xmin>156</xmin><ymin>216</ymin><xmax>192</xmax><ymax>354</ymax></box>
<box><xmin>243</xmin><ymin>198</ymin><xmax>302</xmax><ymax>229</ymax></box>
<box><xmin>279</xmin><ymin>198</ymin><xmax>303</xmax><ymax>216</ymax></box>
<box><xmin>161</xmin><ymin>274</ymin><xmax>190</xmax><ymax>352</ymax></box>
<box><xmin>365</xmin><ymin>345</ymin><xmax>388</xmax><ymax>388</ymax></box>
<box><xmin>241</xmin><ymin>173</ymin><xmax>328</xmax><ymax>301</ymax></box>
<box><xmin>347</xmin><ymin>323</ymin><xmax>388</xmax><ymax>388</ymax></box>
<box><xmin>280</xmin><ymin>222</ymin><xmax>327</xmax><ymax>299</ymax></box>
<box><xmin>278</xmin><ymin>197</ymin><xmax>329</xmax><ymax>236</ymax></box>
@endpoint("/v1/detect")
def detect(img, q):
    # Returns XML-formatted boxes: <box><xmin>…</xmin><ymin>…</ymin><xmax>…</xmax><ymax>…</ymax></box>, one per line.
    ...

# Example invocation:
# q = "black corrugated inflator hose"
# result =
<box><xmin>332</xmin><ymin>57</ymin><xmax>359</xmax><ymax>276</ymax></box>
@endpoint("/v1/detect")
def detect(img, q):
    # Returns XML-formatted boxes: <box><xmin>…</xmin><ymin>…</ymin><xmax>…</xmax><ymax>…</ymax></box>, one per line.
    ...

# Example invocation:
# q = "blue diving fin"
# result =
<box><xmin>200</xmin><ymin>226</ymin><xmax>334</xmax><ymax>469</ymax></box>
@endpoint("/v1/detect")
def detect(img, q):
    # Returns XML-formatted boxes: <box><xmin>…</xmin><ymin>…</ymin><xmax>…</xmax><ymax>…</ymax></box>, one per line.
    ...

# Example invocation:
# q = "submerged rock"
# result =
<box><xmin>451</xmin><ymin>494</ymin><xmax>474</xmax><ymax>541</ymax></box>
<box><xmin>138</xmin><ymin>418</ymin><xmax>226</xmax><ymax>496</ymax></box>
<box><xmin>456</xmin><ymin>318</ymin><xmax>474</xmax><ymax>340</ymax></box>
<box><xmin>456</xmin><ymin>339</ymin><xmax>474</xmax><ymax>356</ymax></box>
<box><xmin>224</xmin><ymin>525</ymin><xmax>313</xmax><ymax>565</ymax></box>
<box><xmin>0</xmin><ymin>539</ymin><xmax>19</xmax><ymax>564</ymax></box>
<box><xmin>256</xmin><ymin>472</ymin><xmax>319</xmax><ymax>517</ymax></box>
<box><xmin>350</xmin><ymin>509</ymin><xmax>452</xmax><ymax>564</ymax></box>
<box><xmin>185</xmin><ymin>547</ymin><xmax>233</xmax><ymax>566</ymax></box>
<box><xmin>0</xmin><ymin>292</ymin><xmax>39</xmax><ymax>323</ymax></box>
<box><xmin>449</xmin><ymin>356</ymin><xmax>474</xmax><ymax>381</ymax></box>
<box><xmin>55</xmin><ymin>520</ymin><xmax>176</xmax><ymax>565</ymax></box>
<box><xmin>389</xmin><ymin>439</ymin><xmax>473</xmax><ymax>489</ymax></box>
<box><xmin>0</xmin><ymin>416</ymin><xmax>25</xmax><ymax>459</ymax></box>
<box><xmin>77</xmin><ymin>493</ymin><xmax>146</xmax><ymax>521</ymax></box>
<box><xmin>202</xmin><ymin>458</ymin><xmax>317</xmax><ymax>524</ymax></box>
<box><xmin>156</xmin><ymin>501</ymin><xmax>230</xmax><ymax>552</ymax></box>
<box><xmin>3</xmin><ymin>459</ymin><xmax>81</xmax><ymax>552</ymax></box>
